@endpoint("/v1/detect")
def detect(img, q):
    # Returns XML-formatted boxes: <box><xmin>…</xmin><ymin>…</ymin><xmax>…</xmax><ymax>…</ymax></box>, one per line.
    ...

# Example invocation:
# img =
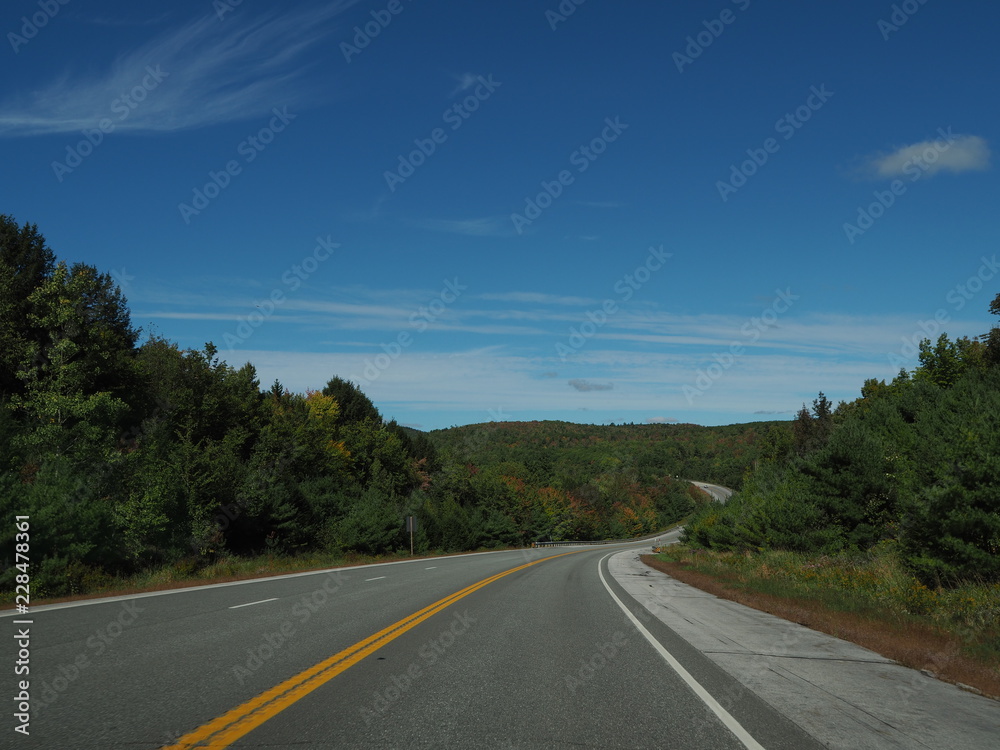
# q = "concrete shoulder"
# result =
<box><xmin>608</xmin><ymin>548</ymin><xmax>1000</xmax><ymax>750</ymax></box>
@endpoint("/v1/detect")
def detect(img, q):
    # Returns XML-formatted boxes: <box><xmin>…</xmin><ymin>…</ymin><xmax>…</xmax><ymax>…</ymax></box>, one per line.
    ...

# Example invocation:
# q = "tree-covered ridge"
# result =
<box><xmin>420</xmin><ymin>419</ymin><xmax>786</xmax><ymax>547</ymax></box>
<box><xmin>428</xmin><ymin>419</ymin><xmax>787</xmax><ymax>492</ymax></box>
<box><xmin>685</xmin><ymin>312</ymin><xmax>1000</xmax><ymax>585</ymax></box>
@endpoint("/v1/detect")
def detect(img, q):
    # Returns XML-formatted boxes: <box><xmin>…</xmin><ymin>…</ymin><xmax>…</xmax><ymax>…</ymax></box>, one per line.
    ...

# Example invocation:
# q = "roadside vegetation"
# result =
<box><xmin>653</xmin><ymin>296</ymin><xmax>1000</xmax><ymax>698</ymax></box>
<box><xmin>646</xmin><ymin>545</ymin><xmax>1000</xmax><ymax>698</ymax></box>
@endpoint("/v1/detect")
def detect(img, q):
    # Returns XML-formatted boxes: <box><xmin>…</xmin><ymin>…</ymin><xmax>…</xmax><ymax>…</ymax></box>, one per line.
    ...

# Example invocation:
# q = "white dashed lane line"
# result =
<box><xmin>229</xmin><ymin>598</ymin><xmax>278</xmax><ymax>609</ymax></box>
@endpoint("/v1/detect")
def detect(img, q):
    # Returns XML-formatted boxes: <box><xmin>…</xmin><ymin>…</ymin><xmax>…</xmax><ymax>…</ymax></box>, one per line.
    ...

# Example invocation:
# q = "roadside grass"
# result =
<box><xmin>643</xmin><ymin>543</ymin><xmax>1000</xmax><ymax>700</ymax></box>
<box><xmin>0</xmin><ymin>546</ymin><xmax>527</xmax><ymax>608</ymax></box>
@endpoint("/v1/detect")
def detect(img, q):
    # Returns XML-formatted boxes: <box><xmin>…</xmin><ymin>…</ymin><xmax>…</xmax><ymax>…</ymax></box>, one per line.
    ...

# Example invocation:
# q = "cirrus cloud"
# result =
<box><xmin>0</xmin><ymin>1</ymin><xmax>359</xmax><ymax>137</ymax></box>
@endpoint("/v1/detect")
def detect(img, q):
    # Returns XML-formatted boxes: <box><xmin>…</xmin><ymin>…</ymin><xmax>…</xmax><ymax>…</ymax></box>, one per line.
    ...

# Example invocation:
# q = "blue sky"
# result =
<box><xmin>3</xmin><ymin>0</ymin><xmax>998</xmax><ymax>430</ymax></box>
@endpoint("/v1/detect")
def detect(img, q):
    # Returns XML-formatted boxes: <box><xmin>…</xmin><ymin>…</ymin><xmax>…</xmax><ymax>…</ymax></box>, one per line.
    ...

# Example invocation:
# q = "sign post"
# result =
<box><xmin>406</xmin><ymin>516</ymin><xmax>417</xmax><ymax>556</ymax></box>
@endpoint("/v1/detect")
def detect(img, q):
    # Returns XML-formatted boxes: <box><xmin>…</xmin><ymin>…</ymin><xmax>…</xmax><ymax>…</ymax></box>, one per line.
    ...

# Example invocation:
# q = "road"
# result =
<box><xmin>690</xmin><ymin>481</ymin><xmax>733</xmax><ymax>504</ymax></box>
<box><xmin>4</xmin><ymin>541</ymin><xmax>823</xmax><ymax>749</ymax></box>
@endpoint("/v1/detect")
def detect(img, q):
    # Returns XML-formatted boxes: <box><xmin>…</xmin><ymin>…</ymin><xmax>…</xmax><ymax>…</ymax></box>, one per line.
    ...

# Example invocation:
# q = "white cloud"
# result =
<box><xmin>477</xmin><ymin>292</ymin><xmax>600</xmax><ymax>306</ymax></box>
<box><xmin>569</xmin><ymin>379</ymin><xmax>613</xmax><ymax>392</ymax></box>
<box><xmin>413</xmin><ymin>217</ymin><xmax>513</xmax><ymax>237</ymax></box>
<box><xmin>866</xmin><ymin>133</ymin><xmax>991</xmax><ymax>179</ymax></box>
<box><xmin>0</xmin><ymin>2</ymin><xmax>359</xmax><ymax>136</ymax></box>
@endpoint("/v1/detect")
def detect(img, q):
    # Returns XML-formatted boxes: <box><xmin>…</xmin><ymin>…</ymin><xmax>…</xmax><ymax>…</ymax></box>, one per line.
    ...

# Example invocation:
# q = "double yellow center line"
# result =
<box><xmin>163</xmin><ymin>550</ymin><xmax>580</xmax><ymax>749</ymax></box>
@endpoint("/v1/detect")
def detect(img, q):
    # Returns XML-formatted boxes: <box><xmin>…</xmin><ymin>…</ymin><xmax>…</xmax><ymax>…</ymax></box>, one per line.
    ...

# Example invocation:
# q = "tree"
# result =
<box><xmin>322</xmin><ymin>376</ymin><xmax>381</xmax><ymax>424</ymax></box>
<box><xmin>797</xmin><ymin>405</ymin><xmax>909</xmax><ymax>550</ymax></box>
<box><xmin>792</xmin><ymin>404</ymin><xmax>814</xmax><ymax>456</ymax></box>
<box><xmin>915</xmin><ymin>334</ymin><xmax>966</xmax><ymax>388</ymax></box>
<box><xmin>903</xmin><ymin>370</ymin><xmax>1000</xmax><ymax>583</ymax></box>
<box><xmin>8</xmin><ymin>263</ymin><xmax>138</xmax><ymax>463</ymax></box>
<box><xmin>0</xmin><ymin>215</ymin><xmax>54</xmax><ymax>298</ymax></box>
<box><xmin>982</xmin><ymin>292</ymin><xmax>1000</xmax><ymax>366</ymax></box>
<box><xmin>0</xmin><ymin>215</ymin><xmax>56</xmax><ymax>398</ymax></box>
<box><xmin>812</xmin><ymin>391</ymin><xmax>834</xmax><ymax>444</ymax></box>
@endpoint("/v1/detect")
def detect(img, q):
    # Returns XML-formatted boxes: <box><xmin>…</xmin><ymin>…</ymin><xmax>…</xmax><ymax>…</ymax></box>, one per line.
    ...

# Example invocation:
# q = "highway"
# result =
<box><xmin>4</xmin><ymin>539</ymin><xmax>822</xmax><ymax>749</ymax></box>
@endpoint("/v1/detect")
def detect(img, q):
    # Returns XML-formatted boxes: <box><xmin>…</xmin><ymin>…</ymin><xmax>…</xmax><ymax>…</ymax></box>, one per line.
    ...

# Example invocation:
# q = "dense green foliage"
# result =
<box><xmin>2</xmin><ymin>216</ymin><xmax>768</xmax><ymax>598</ymax></box>
<box><xmin>684</xmin><ymin>316</ymin><xmax>1000</xmax><ymax>586</ymax></box>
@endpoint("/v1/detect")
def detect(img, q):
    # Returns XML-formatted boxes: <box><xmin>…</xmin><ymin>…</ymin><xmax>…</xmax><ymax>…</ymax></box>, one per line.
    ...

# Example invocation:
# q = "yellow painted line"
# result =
<box><xmin>161</xmin><ymin>550</ymin><xmax>581</xmax><ymax>749</ymax></box>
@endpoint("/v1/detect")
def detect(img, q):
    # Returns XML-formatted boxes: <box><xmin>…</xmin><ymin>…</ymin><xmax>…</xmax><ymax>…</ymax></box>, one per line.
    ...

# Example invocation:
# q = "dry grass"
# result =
<box><xmin>642</xmin><ymin>548</ymin><xmax>1000</xmax><ymax>701</ymax></box>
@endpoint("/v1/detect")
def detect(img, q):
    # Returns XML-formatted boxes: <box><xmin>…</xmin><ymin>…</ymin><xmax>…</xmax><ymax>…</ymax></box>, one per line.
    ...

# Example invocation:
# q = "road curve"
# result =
<box><xmin>690</xmin><ymin>481</ymin><xmax>733</xmax><ymax>504</ymax></box>
<box><xmin>4</xmin><ymin>542</ymin><xmax>821</xmax><ymax>749</ymax></box>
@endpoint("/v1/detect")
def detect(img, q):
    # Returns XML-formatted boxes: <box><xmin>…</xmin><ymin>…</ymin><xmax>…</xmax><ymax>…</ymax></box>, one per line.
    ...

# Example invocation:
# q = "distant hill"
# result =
<box><xmin>427</xmin><ymin>419</ymin><xmax>792</xmax><ymax>491</ymax></box>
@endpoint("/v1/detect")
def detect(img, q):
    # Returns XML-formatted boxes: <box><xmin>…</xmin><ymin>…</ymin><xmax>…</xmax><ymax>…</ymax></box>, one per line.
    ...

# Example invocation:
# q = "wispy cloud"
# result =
<box><xmin>414</xmin><ymin>216</ymin><xmax>513</xmax><ymax>237</ymax></box>
<box><xmin>478</xmin><ymin>291</ymin><xmax>600</xmax><ymax>306</ymax></box>
<box><xmin>71</xmin><ymin>12</ymin><xmax>172</xmax><ymax>27</ymax></box>
<box><xmin>0</xmin><ymin>1</ymin><xmax>359</xmax><ymax>137</ymax></box>
<box><xmin>449</xmin><ymin>72</ymin><xmax>479</xmax><ymax>97</ymax></box>
<box><xmin>569</xmin><ymin>379</ymin><xmax>613</xmax><ymax>392</ymax></box>
<box><xmin>573</xmin><ymin>200</ymin><xmax>625</xmax><ymax>209</ymax></box>
<box><xmin>864</xmin><ymin>134</ymin><xmax>991</xmax><ymax>179</ymax></box>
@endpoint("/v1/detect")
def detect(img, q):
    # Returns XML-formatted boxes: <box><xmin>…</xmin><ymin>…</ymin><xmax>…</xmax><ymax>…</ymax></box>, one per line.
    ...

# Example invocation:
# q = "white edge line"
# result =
<box><xmin>598</xmin><ymin>552</ymin><xmax>766</xmax><ymax>750</ymax></box>
<box><xmin>229</xmin><ymin>597</ymin><xmax>278</xmax><ymax>610</ymax></box>
<box><xmin>0</xmin><ymin>548</ymin><xmax>531</xmax><ymax>617</ymax></box>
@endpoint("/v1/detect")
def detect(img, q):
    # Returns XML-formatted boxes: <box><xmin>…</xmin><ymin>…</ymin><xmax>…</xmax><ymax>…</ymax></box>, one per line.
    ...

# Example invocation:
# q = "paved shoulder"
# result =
<box><xmin>608</xmin><ymin>549</ymin><xmax>1000</xmax><ymax>750</ymax></box>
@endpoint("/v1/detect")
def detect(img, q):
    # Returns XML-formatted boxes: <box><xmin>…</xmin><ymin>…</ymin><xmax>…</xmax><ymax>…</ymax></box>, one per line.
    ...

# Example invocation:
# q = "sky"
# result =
<box><xmin>2</xmin><ymin>0</ymin><xmax>998</xmax><ymax>430</ymax></box>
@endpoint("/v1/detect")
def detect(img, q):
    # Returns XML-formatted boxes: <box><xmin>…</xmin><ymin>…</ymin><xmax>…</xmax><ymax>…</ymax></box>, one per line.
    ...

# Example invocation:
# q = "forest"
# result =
<box><xmin>0</xmin><ymin>215</ymin><xmax>770</xmax><ymax>598</ymax></box>
<box><xmin>684</xmin><ymin>314</ymin><xmax>1000</xmax><ymax>585</ymax></box>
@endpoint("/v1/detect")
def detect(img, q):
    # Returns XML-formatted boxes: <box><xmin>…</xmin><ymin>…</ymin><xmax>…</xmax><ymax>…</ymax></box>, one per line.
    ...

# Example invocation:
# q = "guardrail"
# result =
<box><xmin>531</xmin><ymin>530</ymin><xmax>678</xmax><ymax>548</ymax></box>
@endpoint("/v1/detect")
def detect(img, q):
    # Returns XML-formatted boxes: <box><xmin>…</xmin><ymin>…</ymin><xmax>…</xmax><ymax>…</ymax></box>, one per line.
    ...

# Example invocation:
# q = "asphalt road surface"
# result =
<box><xmin>690</xmin><ymin>481</ymin><xmax>733</xmax><ymax>504</ymax></box>
<box><xmin>3</xmin><ymin>540</ymin><xmax>823</xmax><ymax>749</ymax></box>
